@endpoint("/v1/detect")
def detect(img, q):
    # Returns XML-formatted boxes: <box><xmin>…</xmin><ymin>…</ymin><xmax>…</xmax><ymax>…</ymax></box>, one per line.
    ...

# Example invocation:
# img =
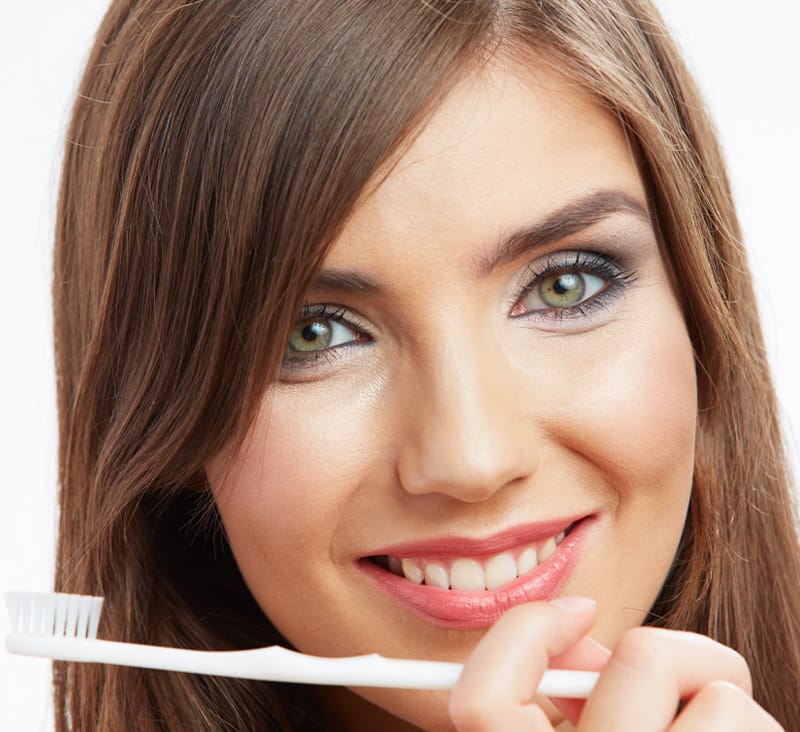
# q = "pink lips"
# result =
<box><xmin>359</xmin><ymin>515</ymin><xmax>593</xmax><ymax>629</ymax></box>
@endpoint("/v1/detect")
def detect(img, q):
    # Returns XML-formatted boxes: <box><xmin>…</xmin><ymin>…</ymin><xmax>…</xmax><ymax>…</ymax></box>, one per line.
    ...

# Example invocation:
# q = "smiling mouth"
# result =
<box><xmin>368</xmin><ymin>521</ymin><xmax>576</xmax><ymax>592</ymax></box>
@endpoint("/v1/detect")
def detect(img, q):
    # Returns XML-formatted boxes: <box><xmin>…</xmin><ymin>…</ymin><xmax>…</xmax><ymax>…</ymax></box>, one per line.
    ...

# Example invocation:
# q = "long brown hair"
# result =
<box><xmin>53</xmin><ymin>0</ymin><xmax>800</xmax><ymax>728</ymax></box>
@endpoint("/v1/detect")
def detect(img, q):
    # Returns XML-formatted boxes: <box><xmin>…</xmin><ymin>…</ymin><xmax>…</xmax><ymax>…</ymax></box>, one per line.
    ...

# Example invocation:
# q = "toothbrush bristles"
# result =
<box><xmin>5</xmin><ymin>592</ymin><xmax>104</xmax><ymax>639</ymax></box>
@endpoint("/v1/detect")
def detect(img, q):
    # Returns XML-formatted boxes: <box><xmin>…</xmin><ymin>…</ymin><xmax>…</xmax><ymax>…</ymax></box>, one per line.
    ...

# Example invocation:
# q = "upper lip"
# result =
<box><xmin>364</xmin><ymin>514</ymin><xmax>589</xmax><ymax>560</ymax></box>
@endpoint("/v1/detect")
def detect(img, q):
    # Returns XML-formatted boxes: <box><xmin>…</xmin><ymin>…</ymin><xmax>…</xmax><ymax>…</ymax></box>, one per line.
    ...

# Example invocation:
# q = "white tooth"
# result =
<box><xmin>424</xmin><ymin>562</ymin><xmax>450</xmax><ymax>589</ymax></box>
<box><xmin>555</xmin><ymin>531</ymin><xmax>566</xmax><ymax>546</ymax></box>
<box><xmin>485</xmin><ymin>552</ymin><xmax>518</xmax><ymax>590</ymax></box>
<box><xmin>450</xmin><ymin>558</ymin><xmax>486</xmax><ymax>591</ymax></box>
<box><xmin>401</xmin><ymin>558</ymin><xmax>424</xmax><ymax>584</ymax></box>
<box><xmin>518</xmin><ymin>546</ymin><xmax>538</xmax><ymax>575</ymax></box>
<box><xmin>539</xmin><ymin>537</ymin><xmax>556</xmax><ymax>562</ymax></box>
<box><xmin>388</xmin><ymin>556</ymin><xmax>403</xmax><ymax>575</ymax></box>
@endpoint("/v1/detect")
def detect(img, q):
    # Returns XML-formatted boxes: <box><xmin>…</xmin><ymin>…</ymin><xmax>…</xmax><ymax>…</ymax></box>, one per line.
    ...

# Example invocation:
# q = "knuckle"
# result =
<box><xmin>610</xmin><ymin>628</ymin><xmax>753</xmax><ymax>694</ymax></box>
<box><xmin>696</xmin><ymin>679</ymin><xmax>748</xmax><ymax>707</ymax></box>
<box><xmin>612</xmin><ymin>626</ymin><xmax>672</xmax><ymax>675</ymax></box>
<box><xmin>688</xmin><ymin>681</ymin><xmax>780</xmax><ymax>729</ymax></box>
<box><xmin>720</xmin><ymin>646</ymin><xmax>752</xmax><ymax>694</ymax></box>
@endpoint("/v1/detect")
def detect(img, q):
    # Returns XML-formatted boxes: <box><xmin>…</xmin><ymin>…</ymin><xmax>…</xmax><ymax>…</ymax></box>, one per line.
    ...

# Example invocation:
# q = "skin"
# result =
<box><xmin>206</xmin><ymin>60</ymin><xmax>778</xmax><ymax>730</ymax></box>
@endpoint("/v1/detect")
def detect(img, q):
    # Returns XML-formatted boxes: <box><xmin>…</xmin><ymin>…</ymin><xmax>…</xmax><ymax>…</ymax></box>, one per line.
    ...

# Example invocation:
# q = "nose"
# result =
<box><xmin>395</xmin><ymin>332</ymin><xmax>539</xmax><ymax>503</ymax></box>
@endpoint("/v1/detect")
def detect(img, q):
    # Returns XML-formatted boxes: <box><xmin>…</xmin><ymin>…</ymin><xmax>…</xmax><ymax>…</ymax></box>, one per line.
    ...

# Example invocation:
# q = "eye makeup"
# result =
<box><xmin>509</xmin><ymin>249</ymin><xmax>637</xmax><ymax>323</ymax></box>
<box><xmin>280</xmin><ymin>304</ymin><xmax>373</xmax><ymax>378</ymax></box>
<box><xmin>279</xmin><ymin>223</ymin><xmax>650</xmax><ymax>378</ymax></box>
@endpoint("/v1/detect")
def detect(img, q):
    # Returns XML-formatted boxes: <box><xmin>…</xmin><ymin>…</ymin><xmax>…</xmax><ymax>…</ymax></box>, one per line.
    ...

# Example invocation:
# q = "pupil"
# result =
<box><xmin>288</xmin><ymin>318</ymin><xmax>333</xmax><ymax>353</ymax></box>
<box><xmin>554</xmin><ymin>273</ymin><xmax>579</xmax><ymax>295</ymax></box>
<box><xmin>302</xmin><ymin>323</ymin><xmax>321</xmax><ymax>342</ymax></box>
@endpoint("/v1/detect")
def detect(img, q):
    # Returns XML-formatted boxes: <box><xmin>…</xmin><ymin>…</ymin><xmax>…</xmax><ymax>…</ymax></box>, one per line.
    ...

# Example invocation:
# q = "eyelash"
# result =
<box><xmin>281</xmin><ymin>304</ymin><xmax>370</xmax><ymax>373</ymax></box>
<box><xmin>280</xmin><ymin>250</ymin><xmax>637</xmax><ymax>376</ymax></box>
<box><xmin>512</xmin><ymin>250</ymin><xmax>636</xmax><ymax>322</ymax></box>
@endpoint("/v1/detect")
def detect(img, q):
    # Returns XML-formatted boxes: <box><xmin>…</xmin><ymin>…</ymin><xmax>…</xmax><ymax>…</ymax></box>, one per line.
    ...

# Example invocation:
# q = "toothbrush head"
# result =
<box><xmin>5</xmin><ymin>591</ymin><xmax>104</xmax><ymax>640</ymax></box>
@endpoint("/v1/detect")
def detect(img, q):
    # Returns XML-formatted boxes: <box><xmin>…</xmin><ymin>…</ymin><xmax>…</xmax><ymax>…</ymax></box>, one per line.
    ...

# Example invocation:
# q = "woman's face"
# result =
<box><xmin>206</xmin><ymin>61</ymin><xmax>697</xmax><ymax>731</ymax></box>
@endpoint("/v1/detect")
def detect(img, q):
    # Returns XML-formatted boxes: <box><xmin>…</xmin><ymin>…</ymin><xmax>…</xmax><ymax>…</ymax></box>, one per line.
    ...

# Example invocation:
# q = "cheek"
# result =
<box><xmin>542</xmin><ymin>301</ymin><xmax>697</xmax><ymax>500</ymax></box>
<box><xmin>541</xmin><ymin>297</ymin><xmax>697</xmax><ymax>639</ymax></box>
<box><xmin>210</xmin><ymin>388</ymin><xmax>372</xmax><ymax>535</ymax></box>
<box><xmin>208</xmin><ymin>427</ymin><xmax>321</xmax><ymax>562</ymax></box>
<box><xmin>204</xmin><ymin>388</ymin><xmax>383</xmax><ymax>634</ymax></box>
<box><xmin>602</xmin><ymin>342</ymin><xmax>694</xmax><ymax>495</ymax></box>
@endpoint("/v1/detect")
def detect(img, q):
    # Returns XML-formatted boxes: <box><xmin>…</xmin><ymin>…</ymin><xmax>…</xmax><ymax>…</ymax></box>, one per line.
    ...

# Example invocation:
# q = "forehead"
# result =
<box><xmin>327</xmin><ymin>60</ymin><xmax>644</xmax><ymax>270</ymax></box>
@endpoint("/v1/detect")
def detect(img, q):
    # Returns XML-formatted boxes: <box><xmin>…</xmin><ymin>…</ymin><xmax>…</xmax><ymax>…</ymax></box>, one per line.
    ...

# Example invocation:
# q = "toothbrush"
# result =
<box><xmin>5</xmin><ymin>591</ymin><xmax>599</xmax><ymax>698</ymax></box>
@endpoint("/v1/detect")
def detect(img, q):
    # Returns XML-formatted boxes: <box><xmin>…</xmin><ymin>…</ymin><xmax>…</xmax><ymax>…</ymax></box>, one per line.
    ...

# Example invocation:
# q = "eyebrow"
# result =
<box><xmin>474</xmin><ymin>190</ymin><xmax>650</xmax><ymax>277</ymax></box>
<box><xmin>309</xmin><ymin>189</ymin><xmax>650</xmax><ymax>296</ymax></box>
<box><xmin>310</xmin><ymin>269</ymin><xmax>380</xmax><ymax>295</ymax></box>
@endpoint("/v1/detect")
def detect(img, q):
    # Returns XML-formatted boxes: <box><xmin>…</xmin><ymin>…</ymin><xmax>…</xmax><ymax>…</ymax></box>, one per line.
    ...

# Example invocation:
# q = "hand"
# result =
<box><xmin>449</xmin><ymin>598</ymin><xmax>783</xmax><ymax>731</ymax></box>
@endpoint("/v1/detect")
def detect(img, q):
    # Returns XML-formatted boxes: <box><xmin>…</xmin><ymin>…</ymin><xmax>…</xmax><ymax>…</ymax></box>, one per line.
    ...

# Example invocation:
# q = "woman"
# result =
<box><xmin>53</xmin><ymin>0</ymin><xmax>800</xmax><ymax>729</ymax></box>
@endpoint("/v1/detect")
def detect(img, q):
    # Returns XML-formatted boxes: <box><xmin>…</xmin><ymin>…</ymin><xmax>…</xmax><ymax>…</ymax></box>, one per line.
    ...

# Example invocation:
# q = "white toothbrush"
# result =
<box><xmin>5</xmin><ymin>591</ymin><xmax>598</xmax><ymax>697</ymax></box>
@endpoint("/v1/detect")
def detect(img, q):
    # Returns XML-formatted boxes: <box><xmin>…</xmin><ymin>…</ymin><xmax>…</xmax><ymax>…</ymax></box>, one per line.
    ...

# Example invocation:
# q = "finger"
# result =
<box><xmin>549</xmin><ymin>633</ymin><xmax>611</xmax><ymax>670</ymax></box>
<box><xmin>670</xmin><ymin>681</ymin><xmax>784</xmax><ymax>731</ymax></box>
<box><xmin>577</xmin><ymin>627</ymin><xmax>752</xmax><ymax>732</ymax></box>
<box><xmin>548</xmin><ymin>634</ymin><xmax>611</xmax><ymax>726</ymax></box>
<box><xmin>449</xmin><ymin>597</ymin><xmax>596</xmax><ymax>731</ymax></box>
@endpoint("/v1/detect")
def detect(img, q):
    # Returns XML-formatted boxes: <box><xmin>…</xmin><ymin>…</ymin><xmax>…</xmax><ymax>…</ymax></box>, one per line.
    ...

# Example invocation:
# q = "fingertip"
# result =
<box><xmin>550</xmin><ymin>596</ymin><xmax>597</xmax><ymax>615</ymax></box>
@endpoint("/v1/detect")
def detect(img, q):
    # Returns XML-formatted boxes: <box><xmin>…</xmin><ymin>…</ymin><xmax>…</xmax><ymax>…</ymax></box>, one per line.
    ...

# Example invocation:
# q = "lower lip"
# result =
<box><xmin>358</xmin><ymin>517</ymin><xmax>594</xmax><ymax>629</ymax></box>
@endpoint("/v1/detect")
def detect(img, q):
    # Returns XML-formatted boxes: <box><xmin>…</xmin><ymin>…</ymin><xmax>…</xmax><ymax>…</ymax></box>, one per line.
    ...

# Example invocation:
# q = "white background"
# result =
<box><xmin>1</xmin><ymin>2</ymin><xmax>798</xmax><ymax>728</ymax></box>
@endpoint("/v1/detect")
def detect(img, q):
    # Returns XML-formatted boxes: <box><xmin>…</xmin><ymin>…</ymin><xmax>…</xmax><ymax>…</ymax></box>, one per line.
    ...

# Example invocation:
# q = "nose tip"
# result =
<box><xmin>395</xmin><ymin>364</ymin><xmax>538</xmax><ymax>503</ymax></box>
<box><xmin>397</xmin><ymin>434</ymin><xmax>534</xmax><ymax>503</ymax></box>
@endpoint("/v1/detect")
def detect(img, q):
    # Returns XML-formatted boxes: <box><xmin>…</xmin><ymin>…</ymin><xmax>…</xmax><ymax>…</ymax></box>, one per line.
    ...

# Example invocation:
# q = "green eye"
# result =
<box><xmin>288</xmin><ymin>319</ymin><xmax>333</xmax><ymax>352</ymax></box>
<box><xmin>522</xmin><ymin>271</ymin><xmax>605</xmax><ymax>312</ymax></box>
<box><xmin>286</xmin><ymin>316</ymin><xmax>360</xmax><ymax>353</ymax></box>
<box><xmin>539</xmin><ymin>272</ymin><xmax>586</xmax><ymax>308</ymax></box>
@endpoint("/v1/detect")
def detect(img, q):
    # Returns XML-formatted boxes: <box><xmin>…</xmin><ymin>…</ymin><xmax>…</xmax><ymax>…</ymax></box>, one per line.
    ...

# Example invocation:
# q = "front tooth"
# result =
<box><xmin>518</xmin><ymin>546</ymin><xmax>538</xmax><ymax>575</ymax></box>
<box><xmin>450</xmin><ymin>558</ymin><xmax>486</xmax><ymax>591</ymax></box>
<box><xmin>424</xmin><ymin>562</ymin><xmax>450</xmax><ymax>589</ymax></box>
<box><xmin>539</xmin><ymin>537</ymin><xmax>556</xmax><ymax>562</ymax></box>
<box><xmin>401</xmin><ymin>558</ymin><xmax>424</xmax><ymax>584</ymax></box>
<box><xmin>485</xmin><ymin>552</ymin><xmax>517</xmax><ymax>590</ymax></box>
<box><xmin>388</xmin><ymin>556</ymin><xmax>403</xmax><ymax>575</ymax></box>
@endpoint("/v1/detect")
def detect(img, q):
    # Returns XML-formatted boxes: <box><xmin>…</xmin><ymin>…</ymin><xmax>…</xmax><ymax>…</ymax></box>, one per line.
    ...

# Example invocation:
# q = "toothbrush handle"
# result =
<box><xmin>6</xmin><ymin>635</ymin><xmax>598</xmax><ymax>698</ymax></box>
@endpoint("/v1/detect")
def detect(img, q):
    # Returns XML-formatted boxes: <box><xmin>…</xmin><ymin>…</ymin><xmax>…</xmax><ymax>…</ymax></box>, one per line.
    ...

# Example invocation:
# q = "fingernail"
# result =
<box><xmin>551</xmin><ymin>596</ymin><xmax>597</xmax><ymax>614</ymax></box>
